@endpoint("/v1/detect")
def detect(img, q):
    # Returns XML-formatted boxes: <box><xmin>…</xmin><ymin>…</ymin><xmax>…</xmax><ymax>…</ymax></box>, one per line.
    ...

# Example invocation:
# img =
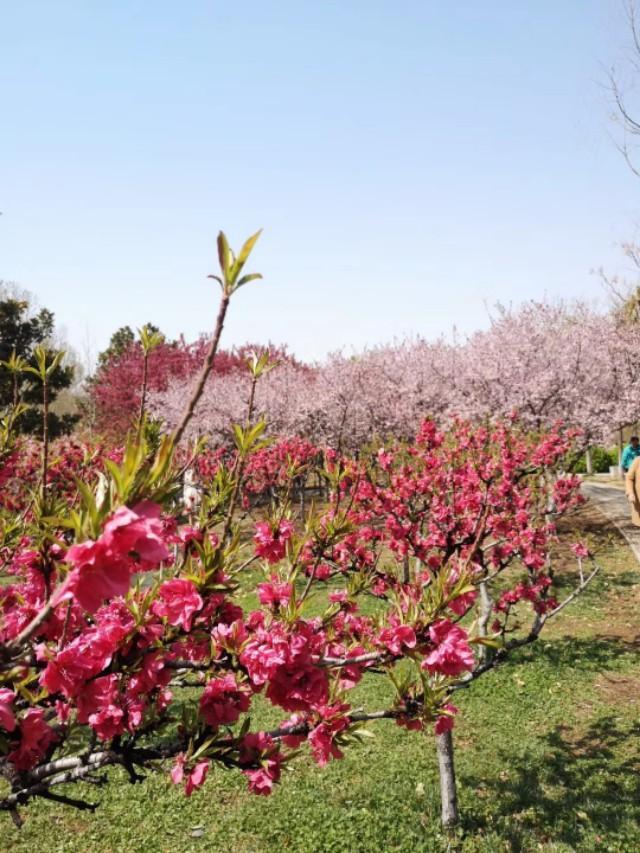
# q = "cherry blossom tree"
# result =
<box><xmin>453</xmin><ymin>301</ymin><xmax>640</xmax><ymax>444</ymax></box>
<box><xmin>89</xmin><ymin>331</ymin><xmax>300</xmax><ymax>439</ymax></box>
<box><xmin>150</xmin><ymin>299</ymin><xmax>640</xmax><ymax>455</ymax></box>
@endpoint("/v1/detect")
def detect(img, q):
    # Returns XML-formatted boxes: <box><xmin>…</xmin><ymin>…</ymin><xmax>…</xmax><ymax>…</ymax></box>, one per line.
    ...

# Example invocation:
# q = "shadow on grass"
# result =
<box><xmin>461</xmin><ymin>714</ymin><xmax>640</xmax><ymax>850</ymax></box>
<box><xmin>605</xmin><ymin>568</ymin><xmax>640</xmax><ymax>587</ymax></box>
<box><xmin>551</xmin><ymin>566</ymin><xmax>640</xmax><ymax>602</ymax></box>
<box><xmin>507</xmin><ymin>634</ymin><xmax>640</xmax><ymax>672</ymax></box>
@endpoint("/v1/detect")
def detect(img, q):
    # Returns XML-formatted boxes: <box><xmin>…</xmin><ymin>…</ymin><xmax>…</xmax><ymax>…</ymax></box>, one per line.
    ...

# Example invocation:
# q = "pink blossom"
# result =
<box><xmin>257</xmin><ymin>578</ymin><xmax>293</xmax><ymax>609</ymax></box>
<box><xmin>241</xmin><ymin>621</ymin><xmax>328</xmax><ymax>709</ymax></box>
<box><xmin>199</xmin><ymin>674</ymin><xmax>251</xmax><ymax>728</ymax></box>
<box><xmin>434</xmin><ymin>703</ymin><xmax>458</xmax><ymax>735</ymax></box>
<box><xmin>571</xmin><ymin>542</ymin><xmax>590</xmax><ymax>559</ymax></box>
<box><xmin>266</xmin><ymin>663</ymin><xmax>329</xmax><ymax>712</ymax></box>
<box><xmin>311</xmin><ymin>563</ymin><xmax>332</xmax><ymax>581</ymax></box>
<box><xmin>179</xmin><ymin>526</ymin><xmax>203</xmax><ymax>545</ymax></box>
<box><xmin>152</xmin><ymin>578</ymin><xmax>203</xmax><ymax>631</ymax></box>
<box><xmin>448</xmin><ymin>589</ymin><xmax>478</xmax><ymax>617</ymax></box>
<box><xmin>41</xmin><ymin>620</ymin><xmax>129</xmax><ymax>699</ymax></box>
<box><xmin>126</xmin><ymin>651</ymin><xmax>171</xmax><ymax>699</ymax></box>
<box><xmin>55</xmin><ymin>700</ymin><xmax>71</xmax><ymax>723</ymax></box>
<box><xmin>328</xmin><ymin>589</ymin><xmax>349</xmax><ymax>604</ymax></box>
<box><xmin>240</xmin><ymin>638</ymin><xmax>288</xmax><ymax>687</ymax></box>
<box><xmin>170</xmin><ymin>754</ymin><xmax>210</xmax><ymax>796</ymax></box>
<box><xmin>0</xmin><ymin>688</ymin><xmax>16</xmax><ymax>732</ymax></box>
<box><xmin>371</xmin><ymin>577</ymin><xmax>388</xmax><ymax>596</ymax></box>
<box><xmin>211</xmin><ymin>618</ymin><xmax>248</xmax><ymax>653</ymax></box>
<box><xmin>423</xmin><ymin>620</ymin><xmax>474</xmax><ymax>677</ymax></box>
<box><xmin>102</xmin><ymin>501</ymin><xmax>169</xmax><ymax>566</ymax></box>
<box><xmin>308</xmin><ymin>703</ymin><xmax>350</xmax><ymax>767</ymax></box>
<box><xmin>336</xmin><ymin>645</ymin><xmax>368</xmax><ymax>690</ymax></box>
<box><xmin>378</xmin><ymin>622</ymin><xmax>417</xmax><ymax>655</ymax></box>
<box><xmin>170</xmin><ymin>635</ymin><xmax>210</xmax><ymax>663</ymax></box>
<box><xmin>76</xmin><ymin>675</ymin><xmax>125</xmax><ymax>740</ymax></box>
<box><xmin>254</xmin><ymin>519</ymin><xmax>294</xmax><ymax>564</ymax></box>
<box><xmin>9</xmin><ymin>708</ymin><xmax>57</xmax><ymax>770</ymax></box>
<box><xmin>185</xmin><ymin>760</ymin><xmax>209</xmax><ymax>796</ymax></box>
<box><xmin>377</xmin><ymin>449</ymin><xmax>394</xmax><ymax>471</ymax></box>
<box><xmin>170</xmin><ymin>752</ymin><xmax>186</xmax><ymax>785</ymax></box>
<box><xmin>64</xmin><ymin>501</ymin><xmax>169</xmax><ymax>613</ymax></box>
<box><xmin>240</xmin><ymin>732</ymin><xmax>283</xmax><ymax>796</ymax></box>
<box><xmin>244</xmin><ymin>766</ymin><xmax>278</xmax><ymax>796</ymax></box>
<box><xmin>64</xmin><ymin>539</ymin><xmax>131</xmax><ymax>614</ymax></box>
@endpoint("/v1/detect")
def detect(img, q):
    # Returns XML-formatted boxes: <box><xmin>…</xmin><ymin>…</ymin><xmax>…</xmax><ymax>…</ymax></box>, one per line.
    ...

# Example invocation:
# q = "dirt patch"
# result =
<box><xmin>598</xmin><ymin>627</ymin><xmax>640</xmax><ymax>646</ymax></box>
<box><xmin>551</xmin><ymin>503</ymin><xmax>626</xmax><ymax>584</ymax></box>
<box><xmin>555</xmin><ymin>503</ymin><xmax>627</xmax><ymax>560</ymax></box>
<box><xmin>546</xmin><ymin>502</ymin><xmax>640</xmax><ymax>643</ymax></box>
<box><xmin>594</xmin><ymin>671</ymin><xmax>640</xmax><ymax>706</ymax></box>
<box><xmin>556</xmin><ymin>502</ymin><xmax>625</xmax><ymax>539</ymax></box>
<box><xmin>587</xmin><ymin>577</ymin><xmax>640</xmax><ymax>643</ymax></box>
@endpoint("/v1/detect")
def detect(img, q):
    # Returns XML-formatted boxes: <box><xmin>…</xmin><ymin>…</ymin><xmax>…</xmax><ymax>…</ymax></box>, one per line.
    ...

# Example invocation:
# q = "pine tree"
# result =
<box><xmin>0</xmin><ymin>297</ymin><xmax>77</xmax><ymax>437</ymax></box>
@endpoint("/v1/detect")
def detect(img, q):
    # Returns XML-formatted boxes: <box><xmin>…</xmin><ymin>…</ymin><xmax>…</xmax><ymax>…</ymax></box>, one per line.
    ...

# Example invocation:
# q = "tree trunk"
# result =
<box><xmin>402</xmin><ymin>554</ymin><xmax>411</xmax><ymax>584</ymax></box>
<box><xmin>42</xmin><ymin>378</ymin><xmax>49</xmax><ymax>502</ymax></box>
<box><xmin>436</xmin><ymin>729</ymin><xmax>459</xmax><ymax>828</ymax></box>
<box><xmin>477</xmin><ymin>581</ymin><xmax>493</xmax><ymax>665</ymax></box>
<box><xmin>299</xmin><ymin>478</ymin><xmax>306</xmax><ymax>519</ymax></box>
<box><xmin>137</xmin><ymin>351</ymin><xmax>149</xmax><ymax>438</ymax></box>
<box><xmin>619</xmin><ymin>428</ymin><xmax>624</xmax><ymax>468</ymax></box>
<box><xmin>585</xmin><ymin>447</ymin><xmax>593</xmax><ymax>476</ymax></box>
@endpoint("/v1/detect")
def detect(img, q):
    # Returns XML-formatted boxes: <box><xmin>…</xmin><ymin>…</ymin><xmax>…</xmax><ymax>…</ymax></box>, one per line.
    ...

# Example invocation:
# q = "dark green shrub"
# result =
<box><xmin>568</xmin><ymin>446</ymin><xmax>618</xmax><ymax>474</ymax></box>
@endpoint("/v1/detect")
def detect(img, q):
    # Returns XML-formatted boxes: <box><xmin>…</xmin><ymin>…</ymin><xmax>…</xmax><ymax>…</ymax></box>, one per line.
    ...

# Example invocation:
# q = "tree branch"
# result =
<box><xmin>173</xmin><ymin>293</ymin><xmax>230</xmax><ymax>446</ymax></box>
<box><xmin>450</xmin><ymin>559</ymin><xmax>600</xmax><ymax>691</ymax></box>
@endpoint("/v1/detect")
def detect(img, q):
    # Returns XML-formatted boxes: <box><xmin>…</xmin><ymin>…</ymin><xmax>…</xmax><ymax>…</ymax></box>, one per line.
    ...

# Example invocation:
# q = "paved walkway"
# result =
<box><xmin>581</xmin><ymin>480</ymin><xmax>640</xmax><ymax>564</ymax></box>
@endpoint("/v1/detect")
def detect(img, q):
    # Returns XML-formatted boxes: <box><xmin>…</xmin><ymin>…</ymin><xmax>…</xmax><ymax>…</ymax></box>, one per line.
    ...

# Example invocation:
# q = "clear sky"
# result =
<box><xmin>1</xmin><ymin>1</ymin><xmax>639</xmax><ymax>363</ymax></box>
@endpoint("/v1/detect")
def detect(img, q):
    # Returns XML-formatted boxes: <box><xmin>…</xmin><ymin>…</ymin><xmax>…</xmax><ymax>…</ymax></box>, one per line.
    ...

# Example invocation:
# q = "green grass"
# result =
<box><xmin>4</xmin><ymin>507</ymin><xmax>640</xmax><ymax>852</ymax></box>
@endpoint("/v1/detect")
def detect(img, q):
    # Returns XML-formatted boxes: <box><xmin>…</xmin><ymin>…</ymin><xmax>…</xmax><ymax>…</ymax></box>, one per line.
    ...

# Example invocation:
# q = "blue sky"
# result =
<box><xmin>1</xmin><ymin>1</ymin><xmax>638</xmax><ymax>362</ymax></box>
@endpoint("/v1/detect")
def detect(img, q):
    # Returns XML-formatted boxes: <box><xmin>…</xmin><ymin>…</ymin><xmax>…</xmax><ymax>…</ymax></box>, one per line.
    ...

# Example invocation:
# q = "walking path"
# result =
<box><xmin>581</xmin><ymin>480</ymin><xmax>640</xmax><ymax>564</ymax></box>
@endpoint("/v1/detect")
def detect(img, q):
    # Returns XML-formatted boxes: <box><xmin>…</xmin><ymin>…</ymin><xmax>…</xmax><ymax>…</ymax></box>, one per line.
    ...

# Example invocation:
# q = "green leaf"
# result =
<box><xmin>46</xmin><ymin>350</ymin><xmax>65</xmax><ymax>375</ymax></box>
<box><xmin>207</xmin><ymin>274</ymin><xmax>224</xmax><ymax>290</ymax></box>
<box><xmin>233</xmin><ymin>228</ymin><xmax>262</xmax><ymax>278</ymax></box>
<box><xmin>217</xmin><ymin>231</ymin><xmax>231</xmax><ymax>279</ymax></box>
<box><xmin>138</xmin><ymin>326</ymin><xmax>164</xmax><ymax>354</ymax></box>
<box><xmin>104</xmin><ymin>459</ymin><xmax>125</xmax><ymax>497</ymax></box>
<box><xmin>232</xmin><ymin>423</ymin><xmax>246</xmax><ymax>453</ymax></box>
<box><xmin>236</xmin><ymin>272</ymin><xmax>263</xmax><ymax>290</ymax></box>
<box><xmin>470</xmin><ymin>635</ymin><xmax>503</xmax><ymax>649</ymax></box>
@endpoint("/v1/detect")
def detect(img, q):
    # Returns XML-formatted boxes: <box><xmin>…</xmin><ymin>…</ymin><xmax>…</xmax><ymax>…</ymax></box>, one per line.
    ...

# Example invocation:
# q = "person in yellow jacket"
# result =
<box><xmin>625</xmin><ymin>456</ymin><xmax>640</xmax><ymax>526</ymax></box>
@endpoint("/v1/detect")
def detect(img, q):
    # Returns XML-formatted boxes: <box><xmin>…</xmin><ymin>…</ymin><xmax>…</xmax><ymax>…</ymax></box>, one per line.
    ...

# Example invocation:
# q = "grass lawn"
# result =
<box><xmin>3</xmin><ymin>503</ymin><xmax>640</xmax><ymax>852</ymax></box>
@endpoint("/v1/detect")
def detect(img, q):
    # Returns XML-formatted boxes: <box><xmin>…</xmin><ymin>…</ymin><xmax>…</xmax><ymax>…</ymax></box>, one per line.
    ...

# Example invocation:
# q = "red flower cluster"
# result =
<box><xmin>423</xmin><ymin>621</ymin><xmax>474</xmax><ymax>677</ymax></box>
<box><xmin>199</xmin><ymin>674</ymin><xmax>251</xmax><ymax>728</ymax></box>
<box><xmin>253</xmin><ymin>519</ymin><xmax>294</xmax><ymax>564</ymax></box>
<box><xmin>64</xmin><ymin>501</ymin><xmax>170</xmax><ymax>613</ymax></box>
<box><xmin>0</xmin><ymin>416</ymin><xmax>589</xmax><ymax>813</ymax></box>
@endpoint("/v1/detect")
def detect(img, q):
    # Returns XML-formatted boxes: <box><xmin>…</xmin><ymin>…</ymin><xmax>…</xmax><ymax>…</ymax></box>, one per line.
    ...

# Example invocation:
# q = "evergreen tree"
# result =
<box><xmin>0</xmin><ymin>297</ymin><xmax>77</xmax><ymax>437</ymax></box>
<box><xmin>96</xmin><ymin>323</ymin><xmax>161</xmax><ymax>368</ymax></box>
